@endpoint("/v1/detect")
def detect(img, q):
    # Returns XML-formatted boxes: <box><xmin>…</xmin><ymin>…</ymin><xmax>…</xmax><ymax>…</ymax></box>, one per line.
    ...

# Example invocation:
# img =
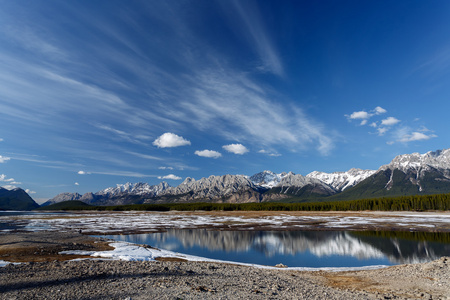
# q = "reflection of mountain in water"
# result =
<box><xmin>135</xmin><ymin>230</ymin><xmax>450</xmax><ymax>265</ymax></box>
<box><xmin>113</xmin><ymin>229</ymin><xmax>450</xmax><ymax>264</ymax></box>
<box><xmin>348</xmin><ymin>231</ymin><xmax>450</xmax><ymax>264</ymax></box>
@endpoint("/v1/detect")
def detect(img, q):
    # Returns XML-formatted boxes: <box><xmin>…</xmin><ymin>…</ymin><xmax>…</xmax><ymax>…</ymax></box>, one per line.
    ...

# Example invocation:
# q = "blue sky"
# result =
<box><xmin>1</xmin><ymin>0</ymin><xmax>449</xmax><ymax>202</ymax></box>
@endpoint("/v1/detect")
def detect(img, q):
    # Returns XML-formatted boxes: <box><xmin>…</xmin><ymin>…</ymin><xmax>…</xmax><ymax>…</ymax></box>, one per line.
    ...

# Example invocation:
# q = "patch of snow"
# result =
<box><xmin>306</xmin><ymin>168</ymin><xmax>376</xmax><ymax>191</ymax></box>
<box><xmin>60</xmin><ymin>241</ymin><xmax>388</xmax><ymax>271</ymax></box>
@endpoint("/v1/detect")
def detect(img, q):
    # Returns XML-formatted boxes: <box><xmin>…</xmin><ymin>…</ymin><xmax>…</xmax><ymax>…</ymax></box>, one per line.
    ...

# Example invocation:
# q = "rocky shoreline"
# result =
<box><xmin>0</xmin><ymin>231</ymin><xmax>449</xmax><ymax>299</ymax></box>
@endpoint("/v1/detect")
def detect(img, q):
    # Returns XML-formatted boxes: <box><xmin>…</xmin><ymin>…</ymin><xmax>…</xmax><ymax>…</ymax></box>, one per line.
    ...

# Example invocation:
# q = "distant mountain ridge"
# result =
<box><xmin>331</xmin><ymin>148</ymin><xmax>450</xmax><ymax>200</ymax></box>
<box><xmin>0</xmin><ymin>187</ymin><xmax>39</xmax><ymax>211</ymax></box>
<box><xmin>306</xmin><ymin>168</ymin><xmax>377</xmax><ymax>192</ymax></box>
<box><xmin>44</xmin><ymin>148</ymin><xmax>450</xmax><ymax>207</ymax></box>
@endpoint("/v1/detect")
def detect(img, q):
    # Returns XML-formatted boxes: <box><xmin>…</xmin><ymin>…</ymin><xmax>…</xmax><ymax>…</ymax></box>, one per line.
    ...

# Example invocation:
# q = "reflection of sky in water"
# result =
<box><xmin>101</xmin><ymin>230</ymin><xmax>450</xmax><ymax>268</ymax></box>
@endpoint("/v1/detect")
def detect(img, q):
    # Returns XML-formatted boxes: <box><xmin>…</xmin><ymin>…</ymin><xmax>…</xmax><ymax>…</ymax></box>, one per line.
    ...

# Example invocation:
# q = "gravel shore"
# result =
<box><xmin>1</xmin><ymin>232</ymin><xmax>449</xmax><ymax>299</ymax></box>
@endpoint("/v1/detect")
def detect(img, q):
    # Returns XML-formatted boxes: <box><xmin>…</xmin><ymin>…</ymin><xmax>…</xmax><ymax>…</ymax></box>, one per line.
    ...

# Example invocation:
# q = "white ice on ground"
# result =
<box><xmin>2</xmin><ymin>211</ymin><xmax>450</xmax><ymax>234</ymax></box>
<box><xmin>0</xmin><ymin>260</ymin><xmax>10</xmax><ymax>267</ymax></box>
<box><xmin>60</xmin><ymin>241</ymin><xmax>388</xmax><ymax>272</ymax></box>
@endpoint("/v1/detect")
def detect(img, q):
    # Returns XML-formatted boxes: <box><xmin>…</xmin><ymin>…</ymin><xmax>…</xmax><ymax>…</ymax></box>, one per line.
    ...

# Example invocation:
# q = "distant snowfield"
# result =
<box><xmin>1</xmin><ymin>211</ymin><xmax>450</xmax><ymax>234</ymax></box>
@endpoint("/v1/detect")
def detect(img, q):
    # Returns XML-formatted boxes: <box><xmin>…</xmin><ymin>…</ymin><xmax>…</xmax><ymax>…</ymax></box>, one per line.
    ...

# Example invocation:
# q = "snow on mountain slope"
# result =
<box><xmin>96</xmin><ymin>182</ymin><xmax>170</xmax><ymax>197</ymax></box>
<box><xmin>380</xmin><ymin>148</ymin><xmax>450</xmax><ymax>173</ymax></box>
<box><xmin>306</xmin><ymin>168</ymin><xmax>376</xmax><ymax>191</ymax></box>
<box><xmin>275</xmin><ymin>172</ymin><xmax>337</xmax><ymax>195</ymax></box>
<box><xmin>163</xmin><ymin>174</ymin><xmax>257</xmax><ymax>198</ymax></box>
<box><xmin>249</xmin><ymin>170</ymin><xmax>288</xmax><ymax>188</ymax></box>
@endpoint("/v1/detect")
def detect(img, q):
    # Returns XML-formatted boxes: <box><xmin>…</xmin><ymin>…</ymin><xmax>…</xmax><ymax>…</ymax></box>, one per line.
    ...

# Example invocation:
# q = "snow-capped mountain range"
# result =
<box><xmin>306</xmin><ymin>168</ymin><xmax>377</xmax><ymax>191</ymax></box>
<box><xmin>380</xmin><ymin>149</ymin><xmax>450</xmax><ymax>173</ymax></box>
<box><xmin>43</xmin><ymin>148</ymin><xmax>450</xmax><ymax>207</ymax></box>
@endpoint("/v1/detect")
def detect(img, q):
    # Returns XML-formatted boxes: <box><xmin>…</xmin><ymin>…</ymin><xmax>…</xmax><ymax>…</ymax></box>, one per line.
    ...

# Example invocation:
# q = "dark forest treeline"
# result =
<box><xmin>38</xmin><ymin>192</ymin><xmax>450</xmax><ymax>212</ymax></box>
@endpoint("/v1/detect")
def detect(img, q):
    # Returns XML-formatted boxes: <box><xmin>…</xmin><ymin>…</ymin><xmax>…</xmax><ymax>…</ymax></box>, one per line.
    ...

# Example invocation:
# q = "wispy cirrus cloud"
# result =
<box><xmin>226</xmin><ymin>0</ymin><xmax>284</xmax><ymax>76</ymax></box>
<box><xmin>178</xmin><ymin>69</ymin><xmax>334</xmax><ymax>155</ymax></box>
<box><xmin>0</xmin><ymin>1</ymin><xmax>334</xmax><ymax>163</ymax></box>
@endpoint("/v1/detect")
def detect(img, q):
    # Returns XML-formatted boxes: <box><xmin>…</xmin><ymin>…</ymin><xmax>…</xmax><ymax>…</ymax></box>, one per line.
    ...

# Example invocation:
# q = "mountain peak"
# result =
<box><xmin>249</xmin><ymin>170</ymin><xmax>287</xmax><ymax>188</ymax></box>
<box><xmin>306</xmin><ymin>168</ymin><xmax>376</xmax><ymax>191</ymax></box>
<box><xmin>381</xmin><ymin>148</ymin><xmax>450</xmax><ymax>172</ymax></box>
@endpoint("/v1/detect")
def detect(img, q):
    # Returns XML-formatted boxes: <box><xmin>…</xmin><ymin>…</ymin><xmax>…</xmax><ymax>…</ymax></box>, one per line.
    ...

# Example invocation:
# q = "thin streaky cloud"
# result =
<box><xmin>9</xmin><ymin>155</ymin><xmax>84</xmax><ymax>168</ymax></box>
<box><xmin>228</xmin><ymin>0</ymin><xmax>284</xmax><ymax>76</ymax></box>
<box><xmin>125</xmin><ymin>151</ymin><xmax>164</xmax><ymax>161</ymax></box>
<box><xmin>89</xmin><ymin>170</ymin><xmax>160</xmax><ymax>178</ymax></box>
<box><xmin>94</xmin><ymin>124</ymin><xmax>151</xmax><ymax>146</ymax></box>
<box><xmin>178</xmin><ymin>69</ymin><xmax>333</xmax><ymax>154</ymax></box>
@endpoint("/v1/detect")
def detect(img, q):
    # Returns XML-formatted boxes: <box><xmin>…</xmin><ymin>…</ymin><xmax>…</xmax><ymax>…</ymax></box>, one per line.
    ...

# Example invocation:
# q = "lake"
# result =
<box><xmin>100</xmin><ymin>229</ymin><xmax>450</xmax><ymax>268</ymax></box>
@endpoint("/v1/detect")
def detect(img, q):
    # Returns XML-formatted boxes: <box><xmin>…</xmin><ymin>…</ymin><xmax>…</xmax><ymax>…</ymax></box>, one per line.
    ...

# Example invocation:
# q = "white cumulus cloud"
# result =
<box><xmin>194</xmin><ymin>149</ymin><xmax>222</xmax><ymax>158</ymax></box>
<box><xmin>0</xmin><ymin>174</ymin><xmax>20</xmax><ymax>190</ymax></box>
<box><xmin>377</xmin><ymin>127</ymin><xmax>389</xmax><ymax>136</ymax></box>
<box><xmin>0</xmin><ymin>174</ymin><xmax>15</xmax><ymax>182</ymax></box>
<box><xmin>399</xmin><ymin>132</ymin><xmax>437</xmax><ymax>143</ymax></box>
<box><xmin>348</xmin><ymin>111</ymin><xmax>371</xmax><ymax>120</ymax></box>
<box><xmin>153</xmin><ymin>133</ymin><xmax>191</xmax><ymax>148</ymax></box>
<box><xmin>25</xmin><ymin>189</ymin><xmax>36</xmax><ymax>194</ymax></box>
<box><xmin>381</xmin><ymin>117</ymin><xmax>400</xmax><ymax>126</ymax></box>
<box><xmin>77</xmin><ymin>170</ymin><xmax>91</xmax><ymax>175</ymax></box>
<box><xmin>374</xmin><ymin>106</ymin><xmax>387</xmax><ymax>114</ymax></box>
<box><xmin>0</xmin><ymin>155</ymin><xmax>11</xmax><ymax>163</ymax></box>
<box><xmin>158</xmin><ymin>174</ymin><xmax>182</xmax><ymax>180</ymax></box>
<box><xmin>74</xmin><ymin>182</ymin><xmax>80</xmax><ymax>186</ymax></box>
<box><xmin>222</xmin><ymin>143</ymin><xmax>249</xmax><ymax>155</ymax></box>
<box><xmin>346</xmin><ymin>107</ymin><xmax>388</xmax><ymax>125</ymax></box>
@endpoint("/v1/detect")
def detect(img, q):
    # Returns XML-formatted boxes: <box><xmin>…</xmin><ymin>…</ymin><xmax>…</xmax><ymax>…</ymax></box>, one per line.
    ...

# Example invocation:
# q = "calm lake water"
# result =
<box><xmin>101</xmin><ymin>229</ymin><xmax>450</xmax><ymax>268</ymax></box>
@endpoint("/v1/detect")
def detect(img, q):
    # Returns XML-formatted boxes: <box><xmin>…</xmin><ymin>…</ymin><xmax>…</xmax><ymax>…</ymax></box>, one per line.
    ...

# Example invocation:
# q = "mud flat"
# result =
<box><xmin>1</xmin><ymin>231</ymin><xmax>449</xmax><ymax>299</ymax></box>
